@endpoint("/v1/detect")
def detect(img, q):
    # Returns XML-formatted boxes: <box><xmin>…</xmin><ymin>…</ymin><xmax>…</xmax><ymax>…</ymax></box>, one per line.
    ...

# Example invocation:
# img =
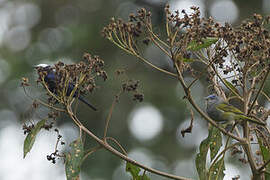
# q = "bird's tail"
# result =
<box><xmin>78</xmin><ymin>96</ymin><xmax>97</xmax><ymax>111</ymax></box>
<box><xmin>237</xmin><ymin>114</ymin><xmax>266</xmax><ymax>126</ymax></box>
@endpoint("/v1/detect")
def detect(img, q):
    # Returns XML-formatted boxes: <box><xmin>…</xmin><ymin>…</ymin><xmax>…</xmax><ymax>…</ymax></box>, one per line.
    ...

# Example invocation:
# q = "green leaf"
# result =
<box><xmin>23</xmin><ymin>119</ymin><xmax>46</xmax><ymax>158</ymax></box>
<box><xmin>182</xmin><ymin>58</ymin><xmax>195</xmax><ymax>62</ymax></box>
<box><xmin>258</xmin><ymin>137</ymin><xmax>270</xmax><ymax>179</ymax></box>
<box><xmin>139</xmin><ymin>174</ymin><xmax>151</xmax><ymax>180</ymax></box>
<box><xmin>209</xmin><ymin>127</ymin><xmax>222</xmax><ymax>161</ymax></box>
<box><xmin>187</xmin><ymin>37</ymin><xmax>218</xmax><ymax>51</ymax></box>
<box><xmin>195</xmin><ymin>126</ymin><xmax>222</xmax><ymax>180</ymax></box>
<box><xmin>126</xmin><ymin>162</ymin><xmax>141</xmax><ymax>179</ymax></box>
<box><xmin>196</xmin><ymin>137</ymin><xmax>208</xmax><ymax>180</ymax></box>
<box><xmin>175</xmin><ymin>53</ymin><xmax>195</xmax><ymax>63</ymax></box>
<box><xmin>209</xmin><ymin>158</ymin><xmax>225</xmax><ymax>180</ymax></box>
<box><xmin>65</xmin><ymin>138</ymin><xmax>84</xmax><ymax>180</ymax></box>
<box><xmin>126</xmin><ymin>162</ymin><xmax>151</xmax><ymax>180</ymax></box>
<box><xmin>223</xmin><ymin>79</ymin><xmax>239</xmax><ymax>97</ymax></box>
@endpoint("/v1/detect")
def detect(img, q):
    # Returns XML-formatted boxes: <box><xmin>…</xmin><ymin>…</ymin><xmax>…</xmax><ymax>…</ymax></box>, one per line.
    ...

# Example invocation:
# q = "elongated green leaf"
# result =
<box><xmin>209</xmin><ymin>158</ymin><xmax>225</xmax><ymax>180</ymax></box>
<box><xmin>187</xmin><ymin>37</ymin><xmax>218</xmax><ymax>51</ymax></box>
<box><xmin>126</xmin><ymin>162</ymin><xmax>140</xmax><ymax>179</ymax></box>
<box><xmin>65</xmin><ymin>138</ymin><xmax>84</xmax><ymax>180</ymax></box>
<box><xmin>196</xmin><ymin>136</ymin><xmax>209</xmax><ymax>180</ymax></box>
<box><xmin>209</xmin><ymin>127</ymin><xmax>222</xmax><ymax>161</ymax></box>
<box><xmin>126</xmin><ymin>162</ymin><xmax>151</xmax><ymax>180</ymax></box>
<box><xmin>196</xmin><ymin>126</ymin><xmax>222</xmax><ymax>180</ymax></box>
<box><xmin>23</xmin><ymin>119</ymin><xmax>46</xmax><ymax>158</ymax></box>
<box><xmin>139</xmin><ymin>174</ymin><xmax>151</xmax><ymax>180</ymax></box>
<box><xmin>223</xmin><ymin>79</ymin><xmax>239</xmax><ymax>97</ymax></box>
<box><xmin>258</xmin><ymin>137</ymin><xmax>270</xmax><ymax>179</ymax></box>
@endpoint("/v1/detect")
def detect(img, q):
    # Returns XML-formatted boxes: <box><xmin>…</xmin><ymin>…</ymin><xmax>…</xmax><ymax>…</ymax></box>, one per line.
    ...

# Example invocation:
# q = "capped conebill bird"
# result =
<box><xmin>34</xmin><ymin>64</ymin><xmax>97</xmax><ymax>111</ymax></box>
<box><xmin>205</xmin><ymin>94</ymin><xmax>265</xmax><ymax>126</ymax></box>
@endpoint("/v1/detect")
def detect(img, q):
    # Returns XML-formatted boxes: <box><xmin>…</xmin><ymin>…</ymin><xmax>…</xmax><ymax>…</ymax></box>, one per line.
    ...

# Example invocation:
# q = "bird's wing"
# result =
<box><xmin>216</xmin><ymin>102</ymin><xmax>266</xmax><ymax>126</ymax></box>
<box><xmin>216</xmin><ymin>103</ymin><xmax>243</xmax><ymax>114</ymax></box>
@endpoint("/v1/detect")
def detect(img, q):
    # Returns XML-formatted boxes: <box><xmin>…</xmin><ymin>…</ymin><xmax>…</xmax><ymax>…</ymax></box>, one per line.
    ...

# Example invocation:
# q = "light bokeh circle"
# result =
<box><xmin>128</xmin><ymin>105</ymin><xmax>164</xmax><ymax>141</ymax></box>
<box><xmin>210</xmin><ymin>0</ymin><xmax>239</xmax><ymax>24</ymax></box>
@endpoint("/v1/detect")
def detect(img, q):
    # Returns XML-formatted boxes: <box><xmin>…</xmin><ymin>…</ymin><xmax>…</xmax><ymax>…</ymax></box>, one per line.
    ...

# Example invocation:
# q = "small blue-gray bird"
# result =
<box><xmin>35</xmin><ymin>64</ymin><xmax>97</xmax><ymax>111</ymax></box>
<box><xmin>205</xmin><ymin>94</ymin><xmax>265</xmax><ymax>126</ymax></box>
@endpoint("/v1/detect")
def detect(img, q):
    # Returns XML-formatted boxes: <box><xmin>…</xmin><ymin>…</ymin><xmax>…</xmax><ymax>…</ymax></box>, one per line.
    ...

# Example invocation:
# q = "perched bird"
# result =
<box><xmin>35</xmin><ymin>64</ymin><xmax>97</xmax><ymax>111</ymax></box>
<box><xmin>205</xmin><ymin>94</ymin><xmax>265</xmax><ymax>126</ymax></box>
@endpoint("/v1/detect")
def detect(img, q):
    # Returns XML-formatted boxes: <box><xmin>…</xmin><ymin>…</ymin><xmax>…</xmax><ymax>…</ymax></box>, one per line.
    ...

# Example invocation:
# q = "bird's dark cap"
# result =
<box><xmin>204</xmin><ymin>94</ymin><xmax>218</xmax><ymax>100</ymax></box>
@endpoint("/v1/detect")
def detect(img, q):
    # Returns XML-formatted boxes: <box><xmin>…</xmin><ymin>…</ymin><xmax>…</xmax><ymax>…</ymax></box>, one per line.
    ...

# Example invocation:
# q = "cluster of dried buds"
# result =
<box><xmin>35</xmin><ymin>53</ymin><xmax>107</xmax><ymax>101</ymax></box>
<box><xmin>102</xmin><ymin>8</ymin><xmax>151</xmax><ymax>39</ymax></box>
<box><xmin>167</xmin><ymin>5</ymin><xmax>270</xmax><ymax>79</ymax></box>
<box><xmin>122</xmin><ymin>79</ymin><xmax>144</xmax><ymax>102</ymax></box>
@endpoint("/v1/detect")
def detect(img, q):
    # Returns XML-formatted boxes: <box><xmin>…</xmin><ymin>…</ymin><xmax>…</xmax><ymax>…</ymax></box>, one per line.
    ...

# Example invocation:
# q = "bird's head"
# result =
<box><xmin>34</xmin><ymin>64</ymin><xmax>55</xmax><ymax>72</ymax></box>
<box><xmin>205</xmin><ymin>94</ymin><xmax>221</xmax><ymax>105</ymax></box>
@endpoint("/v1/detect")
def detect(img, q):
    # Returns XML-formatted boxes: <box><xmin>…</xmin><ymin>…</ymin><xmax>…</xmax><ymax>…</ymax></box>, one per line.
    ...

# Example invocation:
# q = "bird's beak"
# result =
<box><xmin>204</xmin><ymin>95</ymin><xmax>213</xmax><ymax>100</ymax></box>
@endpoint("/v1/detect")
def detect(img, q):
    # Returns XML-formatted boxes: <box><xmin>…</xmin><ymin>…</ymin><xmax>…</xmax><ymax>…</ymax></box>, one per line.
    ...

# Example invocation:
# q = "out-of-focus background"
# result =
<box><xmin>0</xmin><ymin>0</ymin><xmax>269</xmax><ymax>179</ymax></box>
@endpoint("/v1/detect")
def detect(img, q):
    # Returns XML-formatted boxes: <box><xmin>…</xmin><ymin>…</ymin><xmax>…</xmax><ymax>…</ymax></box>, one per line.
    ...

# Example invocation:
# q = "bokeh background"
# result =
<box><xmin>0</xmin><ymin>0</ymin><xmax>269</xmax><ymax>179</ymax></box>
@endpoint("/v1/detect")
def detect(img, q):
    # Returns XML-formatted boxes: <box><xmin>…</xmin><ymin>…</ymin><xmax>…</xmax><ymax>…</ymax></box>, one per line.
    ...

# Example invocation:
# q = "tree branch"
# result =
<box><xmin>66</xmin><ymin>105</ymin><xmax>191</xmax><ymax>180</ymax></box>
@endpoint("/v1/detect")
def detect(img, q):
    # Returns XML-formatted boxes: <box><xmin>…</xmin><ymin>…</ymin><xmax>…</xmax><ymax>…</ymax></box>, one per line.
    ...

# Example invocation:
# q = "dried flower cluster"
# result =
<box><xmin>122</xmin><ymin>79</ymin><xmax>144</xmax><ymax>102</ymax></box>
<box><xmin>34</xmin><ymin>53</ymin><xmax>107</xmax><ymax>106</ymax></box>
<box><xmin>102</xmin><ymin>8</ymin><xmax>152</xmax><ymax>56</ymax></box>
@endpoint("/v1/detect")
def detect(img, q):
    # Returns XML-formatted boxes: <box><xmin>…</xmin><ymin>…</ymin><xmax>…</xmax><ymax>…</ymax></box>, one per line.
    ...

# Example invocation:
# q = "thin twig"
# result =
<box><xmin>181</xmin><ymin>108</ymin><xmax>194</xmax><ymax>137</ymax></box>
<box><xmin>145</xmin><ymin>25</ymin><xmax>170</xmax><ymax>49</ymax></box>
<box><xmin>82</xmin><ymin>145</ymin><xmax>102</xmax><ymax>162</ymax></box>
<box><xmin>148</xmin><ymin>33</ymin><xmax>171</xmax><ymax>58</ymax></box>
<box><xmin>208</xmin><ymin>141</ymin><xmax>242</xmax><ymax>175</ymax></box>
<box><xmin>106</xmin><ymin>136</ymin><xmax>128</xmax><ymax>155</ymax></box>
<box><xmin>41</xmin><ymin>78</ymin><xmax>62</xmax><ymax>103</ymax></box>
<box><xmin>210</xmin><ymin>64</ymin><xmax>243</xmax><ymax>101</ymax></box>
<box><xmin>261</xmin><ymin>91</ymin><xmax>270</xmax><ymax>102</ymax></box>
<box><xmin>109</xmin><ymin>38</ymin><xmax>177</xmax><ymax>77</ymax></box>
<box><xmin>255</xmin><ymin>128</ymin><xmax>270</xmax><ymax>151</ymax></box>
<box><xmin>258</xmin><ymin>159</ymin><xmax>270</xmax><ymax>172</ymax></box>
<box><xmin>248</xmin><ymin>67</ymin><xmax>270</xmax><ymax>115</ymax></box>
<box><xmin>103</xmin><ymin>94</ymin><xmax>120</xmax><ymax>139</ymax></box>
<box><xmin>262</xmin><ymin>170</ymin><xmax>270</xmax><ymax>175</ymax></box>
<box><xmin>22</xmin><ymin>86</ymin><xmax>66</xmax><ymax>113</ymax></box>
<box><xmin>242</xmin><ymin>64</ymin><xmax>258</xmax><ymax>176</ymax></box>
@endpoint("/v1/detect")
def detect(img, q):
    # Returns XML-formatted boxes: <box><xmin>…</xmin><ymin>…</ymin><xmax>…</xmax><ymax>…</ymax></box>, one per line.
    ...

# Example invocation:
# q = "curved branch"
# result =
<box><xmin>106</xmin><ymin>136</ymin><xmax>128</xmax><ymax>155</ymax></box>
<box><xmin>22</xmin><ymin>86</ymin><xmax>66</xmax><ymax>113</ymax></box>
<box><xmin>248</xmin><ymin>67</ymin><xmax>270</xmax><ymax>115</ymax></box>
<box><xmin>108</xmin><ymin>37</ymin><xmax>177</xmax><ymax>77</ymax></box>
<box><xmin>82</xmin><ymin>145</ymin><xmax>102</xmax><ymax>162</ymax></box>
<box><xmin>66</xmin><ymin>105</ymin><xmax>190</xmax><ymax>180</ymax></box>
